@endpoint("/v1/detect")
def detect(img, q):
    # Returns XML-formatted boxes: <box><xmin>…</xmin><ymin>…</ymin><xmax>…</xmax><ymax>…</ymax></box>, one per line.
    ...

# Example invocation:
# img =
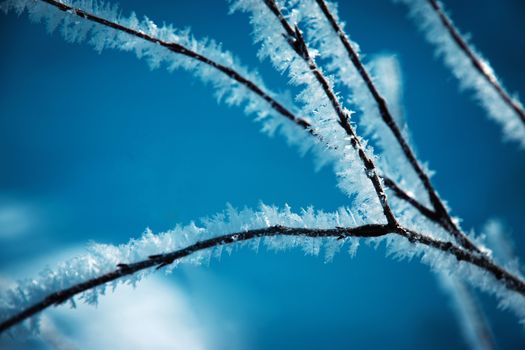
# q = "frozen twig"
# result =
<box><xmin>428</xmin><ymin>0</ymin><xmax>525</xmax><ymax>125</ymax></box>
<box><xmin>396</xmin><ymin>0</ymin><xmax>525</xmax><ymax>146</ymax></box>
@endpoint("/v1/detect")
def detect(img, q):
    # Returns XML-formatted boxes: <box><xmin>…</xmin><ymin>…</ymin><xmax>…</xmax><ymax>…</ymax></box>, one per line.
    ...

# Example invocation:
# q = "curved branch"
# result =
<box><xmin>0</xmin><ymin>224</ymin><xmax>391</xmax><ymax>333</ymax></box>
<box><xmin>2</xmin><ymin>223</ymin><xmax>524</xmax><ymax>334</ymax></box>
<box><xmin>428</xmin><ymin>0</ymin><xmax>525</xmax><ymax>125</ymax></box>
<box><xmin>39</xmin><ymin>0</ymin><xmax>311</xmax><ymax>130</ymax></box>
<box><xmin>313</xmin><ymin>0</ymin><xmax>480</xmax><ymax>253</ymax></box>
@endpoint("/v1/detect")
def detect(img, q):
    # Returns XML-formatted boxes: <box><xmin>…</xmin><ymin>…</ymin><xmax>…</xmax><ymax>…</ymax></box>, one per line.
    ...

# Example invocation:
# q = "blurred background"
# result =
<box><xmin>0</xmin><ymin>0</ymin><xmax>524</xmax><ymax>349</ymax></box>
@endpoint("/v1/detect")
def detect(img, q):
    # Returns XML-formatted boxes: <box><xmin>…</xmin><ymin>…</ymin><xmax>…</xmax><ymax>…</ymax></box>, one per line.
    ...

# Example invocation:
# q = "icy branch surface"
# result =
<box><xmin>395</xmin><ymin>0</ymin><xmax>525</xmax><ymax>147</ymax></box>
<box><xmin>0</xmin><ymin>204</ymin><xmax>364</xmax><ymax>335</ymax></box>
<box><xmin>3</xmin><ymin>204</ymin><xmax>525</xmax><ymax>335</ymax></box>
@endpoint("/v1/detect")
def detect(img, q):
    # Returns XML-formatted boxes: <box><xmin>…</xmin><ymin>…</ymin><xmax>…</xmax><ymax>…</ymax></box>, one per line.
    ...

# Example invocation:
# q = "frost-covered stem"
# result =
<box><xmin>428</xmin><ymin>0</ymin><xmax>525</xmax><ymax>125</ymax></box>
<box><xmin>0</xmin><ymin>224</ymin><xmax>391</xmax><ymax>333</ymax></box>
<box><xmin>2</xmin><ymin>222</ymin><xmax>525</xmax><ymax>333</ymax></box>
<box><xmin>263</xmin><ymin>0</ymin><xmax>398</xmax><ymax>227</ymax></box>
<box><xmin>38</xmin><ymin>0</ymin><xmax>311</xmax><ymax>130</ymax></box>
<box><xmin>401</xmin><ymin>227</ymin><xmax>525</xmax><ymax>295</ymax></box>
<box><xmin>313</xmin><ymin>0</ymin><xmax>479</xmax><ymax>253</ymax></box>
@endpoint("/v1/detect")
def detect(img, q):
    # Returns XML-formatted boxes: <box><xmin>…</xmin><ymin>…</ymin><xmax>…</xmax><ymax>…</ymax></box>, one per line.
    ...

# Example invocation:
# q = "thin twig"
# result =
<box><xmin>39</xmin><ymin>0</ymin><xmax>310</xmax><ymax>130</ymax></box>
<box><xmin>263</xmin><ymin>0</ymin><xmax>398</xmax><ymax>227</ymax></box>
<box><xmin>400</xmin><ymin>227</ymin><xmax>525</xmax><ymax>295</ymax></box>
<box><xmin>428</xmin><ymin>0</ymin><xmax>525</xmax><ymax>125</ymax></box>
<box><xmin>313</xmin><ymin>0</ymin><xmax>480</xmax><ymax>253</ymax></box>
<box><xmin>35</xmin><ymin>0</ymin><xmax>497</xmax><ymax>248</ymax></box>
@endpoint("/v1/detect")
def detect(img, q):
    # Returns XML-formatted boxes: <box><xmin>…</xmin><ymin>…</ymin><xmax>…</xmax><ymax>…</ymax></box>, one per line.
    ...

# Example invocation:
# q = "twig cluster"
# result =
<box><xmin>0</xmin><ymin>0</ymin><xmax>524</xmax><ymax>339</ymax></box>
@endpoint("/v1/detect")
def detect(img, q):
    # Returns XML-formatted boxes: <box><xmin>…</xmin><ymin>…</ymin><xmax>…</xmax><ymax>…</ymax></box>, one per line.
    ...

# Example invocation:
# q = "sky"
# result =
<box><xmin>1</xmin><ymin>0</ymin><xmax>524</xmax><ymax>349</ymax></box>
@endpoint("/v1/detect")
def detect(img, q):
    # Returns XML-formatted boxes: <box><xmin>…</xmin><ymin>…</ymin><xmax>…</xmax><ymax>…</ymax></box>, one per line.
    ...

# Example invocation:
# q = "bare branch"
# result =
<box><xmin>26</xmin><ymin>0</ymin><xmax>501</xmax><ymax>271</ymax></box>
<box><xmin>21</xmin><ymin>2</ymin><xmax>520</xmax><ymax>250</ymax></box>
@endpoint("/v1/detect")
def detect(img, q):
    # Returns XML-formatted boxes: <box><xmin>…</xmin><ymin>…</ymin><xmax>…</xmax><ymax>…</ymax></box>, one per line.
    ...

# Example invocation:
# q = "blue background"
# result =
<box><xmin>1</xmin><ymin>0</ymin><xmax>524</xmax><ymax>349</ymax></box>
